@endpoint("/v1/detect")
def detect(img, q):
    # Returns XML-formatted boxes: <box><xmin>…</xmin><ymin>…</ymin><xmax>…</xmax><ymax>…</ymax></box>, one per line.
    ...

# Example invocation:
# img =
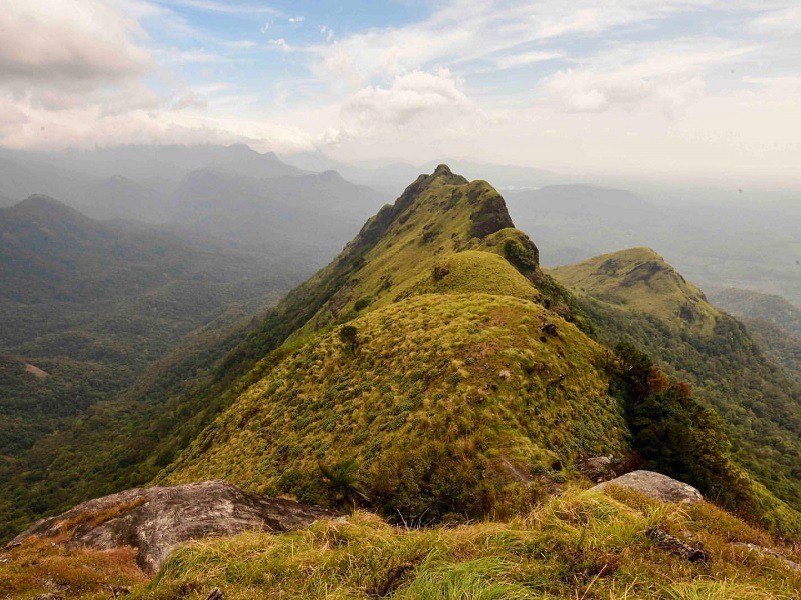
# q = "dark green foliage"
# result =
<box><xmin>353</xmin><ymin>296</ymin><xmax>372</xmax><ymax>312</ymax></box>
<box><xmin>612</xmin><ymin>343</ymin><xmax>755</xmax><ymax>513</ymax></box>
<box><xmin>0</xmin><ymin>198</ymin><xmax>298</xmax><ymax>542</ymax></box>
<box><xmin>738</xmin><ymin>317</ymin><xmax>801</xmax><ymax>384</ymax></box>
<box><xmin>583</xmin><ymin>297</ymin><xmax>801</xmax><ymax>514</ymax></box>
<box><xmin>318</xmin><ymin>458</ymin><xmax>369</xmax><ymax>509</ymax></box>
<box><xmin>338</xmin><ymin>325</ymin><xmax>359</xmax><ymax>353</ymax></box>
<box><xmin>369</xmin><ymin>441</ymin><xmax>494</xmax><ymax>525</ymax></box>
<box><xmin>504</xmin><ymin>238</ymin><xmax>538</xmax><ymax>272</ymax></box>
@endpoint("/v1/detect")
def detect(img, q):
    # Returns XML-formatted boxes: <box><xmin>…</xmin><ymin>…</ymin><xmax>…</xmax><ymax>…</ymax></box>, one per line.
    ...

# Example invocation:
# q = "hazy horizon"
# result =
<box><xmin>2</xmin><ymin>1</ymin><xmax>801</xmax><ymax>188</ymax></box>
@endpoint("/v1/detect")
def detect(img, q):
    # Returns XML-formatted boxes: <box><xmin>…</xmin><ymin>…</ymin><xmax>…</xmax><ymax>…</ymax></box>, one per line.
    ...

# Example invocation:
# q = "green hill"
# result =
<box><xmin>552</xmin><ymin>248</ymin><xmax>801</xmax><ymax>519</ymax></box>
<box><xmin>157</xmin><ymin>169</ymin><xmax>798</xmax><ymax>537</ymax></box>
<box><xmin>160</xmin><ymin>165</ymin><xmax>619</xmax><ymax>520</ymax></box>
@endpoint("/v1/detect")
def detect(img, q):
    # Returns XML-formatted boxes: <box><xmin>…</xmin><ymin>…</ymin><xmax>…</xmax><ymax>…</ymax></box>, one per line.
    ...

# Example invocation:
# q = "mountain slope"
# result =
<box><xmin>552</xmin><ymin>249</ymin><xmax>801</xmax><ymax>515</ymax></box>
<box><xmin>159</xmin><ymin>165</ymin><xmax>625</xmax><ymax>521</ymax></box>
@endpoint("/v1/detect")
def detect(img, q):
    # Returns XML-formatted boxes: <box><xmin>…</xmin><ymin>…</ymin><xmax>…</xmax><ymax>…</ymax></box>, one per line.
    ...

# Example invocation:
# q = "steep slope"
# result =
<box><xmin>160</xmin><ymin>166</ymin><xmax>626</xmax><ymax>521</ymax></box>
<box><xmin>552</xmin><ymin>249</ymin><xmax>801</xmax><ymax>514</ymax></box>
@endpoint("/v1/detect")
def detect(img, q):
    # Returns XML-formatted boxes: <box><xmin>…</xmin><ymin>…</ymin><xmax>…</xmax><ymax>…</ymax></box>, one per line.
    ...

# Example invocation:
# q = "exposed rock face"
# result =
<box><xmin>10</xmin><ymin>480</ymin><xmax>337</xmax><ymax>575</ymax></box>
<box><xmin>591</xmin><ymin>470</ymin><xmax>703</xmax><ymax>504</ymax></box>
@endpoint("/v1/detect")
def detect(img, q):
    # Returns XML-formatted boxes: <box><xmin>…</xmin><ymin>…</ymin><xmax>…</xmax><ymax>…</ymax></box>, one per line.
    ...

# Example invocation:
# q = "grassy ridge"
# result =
<box><xmin>160</xmin><ymin>165</ymin><xmax>631</xmax><ymax>522</ymax></box>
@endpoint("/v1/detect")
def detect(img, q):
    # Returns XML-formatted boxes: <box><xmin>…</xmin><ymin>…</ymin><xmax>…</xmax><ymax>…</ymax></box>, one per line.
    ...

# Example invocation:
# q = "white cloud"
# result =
<box><xmin>0</xmin><ymin>91</ymin><xmax>318</xmax><ymax>154</ymax></box>
<box><xmin>288</xmin><ymin>16</ymin><xmax>305</xmax><ymax>23</ymax></box>
<box><xmin>542</xmin><ymin>40</ymin><xmax>754</xmax><ymax>115</ymax></box>
<box><xmin>310</xmin><ymin>0</ymin><xmax>722</xmax><ymax>87</ymax></box>
<box><xmin>338</xmin><ymin>69</ymin><xmax>485</xmax><ymax>138</ymax></box>
<box><xmin>0</xmin><ymin>0</ymin><xmax>152</xmax><ymax>85</ymax></box>
<box><xmin>495</xmin><ymin>51</ymin><xmax>563</xmax><ymax>69</ymax></box>
<box><xmin>544</xmin><ymin>69</ymin><xmax>706</xmax><ymax>115</ymax></box>
<box><xmin>268</xmin><ymin>38</ymin><xmax>292</xmax><ymax>52</ymax></box>
<box><xmin>171</xmin><ymin>91</ymin><xmax>208</xmax><ymax>110</ymax></box>
<box><xmin>749</xmin><ymin>5</ymin><xmax>801</xmax><ymax>35</ymax></box>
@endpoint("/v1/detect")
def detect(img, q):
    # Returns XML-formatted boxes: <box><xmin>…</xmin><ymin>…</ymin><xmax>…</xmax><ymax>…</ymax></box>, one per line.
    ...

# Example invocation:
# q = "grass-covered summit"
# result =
<box><xmin>161</xmin><ymin>166</ymin><xmax>625</xmax><ymax>521</ymax></box>
<box><xmin>551</xmin><ymin>247</ymin><xmax>718</xmax><ymax>333</ymax></box>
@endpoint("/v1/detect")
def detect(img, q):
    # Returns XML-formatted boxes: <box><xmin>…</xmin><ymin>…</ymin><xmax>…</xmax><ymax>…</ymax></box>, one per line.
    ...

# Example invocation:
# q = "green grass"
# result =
<box><xmin>162</xmin><ymin>292</ymin><xmax>628</xmax><ymax>522</ymax></box>
<box><xmin>408</xmin><ymin>250</ymin><xmax>540</xmax><ymax>300</ymax></box>
<box><xmin>139</xmin><ymin>489</ymin><xmax>800</xmax><ymax>599</ymax></box>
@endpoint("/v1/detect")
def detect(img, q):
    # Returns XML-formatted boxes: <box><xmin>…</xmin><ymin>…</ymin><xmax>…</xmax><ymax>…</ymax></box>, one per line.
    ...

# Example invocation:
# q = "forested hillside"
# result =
<box><xmin>0</xmin><ymin>197</ymin><xmax>299</xmax><ymax>539</ymax></box>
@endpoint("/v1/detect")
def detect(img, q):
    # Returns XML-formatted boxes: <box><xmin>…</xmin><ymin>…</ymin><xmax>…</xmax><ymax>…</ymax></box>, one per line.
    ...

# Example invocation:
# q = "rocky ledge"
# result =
<box><xmin>9</xmin><ymin>480</ymin><xmax>337</xmax><ymax>575</ymax></box>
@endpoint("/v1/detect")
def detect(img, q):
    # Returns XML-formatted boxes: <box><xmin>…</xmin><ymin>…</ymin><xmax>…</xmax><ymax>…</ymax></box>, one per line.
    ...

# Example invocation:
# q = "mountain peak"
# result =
<box><xmin>551</xmin><ymin>247</ymin><xmax>717</xmax><ymax>329</ymax></box>
<box><xmin>432</xmin><ymin>163</ymin><xmax>453</xmax><ymax>176</ymax></box>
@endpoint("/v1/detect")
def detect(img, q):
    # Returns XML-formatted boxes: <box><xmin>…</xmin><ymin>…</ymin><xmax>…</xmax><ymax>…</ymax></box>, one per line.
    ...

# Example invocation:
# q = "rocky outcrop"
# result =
<box><xmin>591</xmin><ymin>470</ymin><xmax>703</xmax><ymax>504</ymax></box>
<box><xmin>9</xmin><ymin>480</ymin><xmax>337</xmax><ymax>575</ymax></box>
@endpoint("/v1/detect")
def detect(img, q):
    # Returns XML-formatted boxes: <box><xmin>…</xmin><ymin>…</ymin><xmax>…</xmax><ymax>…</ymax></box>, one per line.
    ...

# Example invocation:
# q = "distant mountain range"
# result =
<box><xmin>0</xmin><ymin>145</ymin><xmax>388</xmax><ymax>267</ymax></box>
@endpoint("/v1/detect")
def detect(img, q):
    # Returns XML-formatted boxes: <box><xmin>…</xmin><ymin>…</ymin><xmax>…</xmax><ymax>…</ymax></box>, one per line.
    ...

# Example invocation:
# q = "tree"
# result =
<box><xmin>339</xmin><ymin>325</ymin><xmax>359</xmax><ymax>353</ymax></box>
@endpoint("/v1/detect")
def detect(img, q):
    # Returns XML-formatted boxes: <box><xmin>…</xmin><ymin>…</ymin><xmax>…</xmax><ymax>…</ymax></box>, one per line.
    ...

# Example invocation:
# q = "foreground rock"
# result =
<box><xmin>591</xmin><ymin>470</ymin><xmax>703</xmax><ymax>504</ymax></box>
<box><xmin>9</xmin><ymin>480</ymin><xmax>337</xmax><ymax>575</ymax></box>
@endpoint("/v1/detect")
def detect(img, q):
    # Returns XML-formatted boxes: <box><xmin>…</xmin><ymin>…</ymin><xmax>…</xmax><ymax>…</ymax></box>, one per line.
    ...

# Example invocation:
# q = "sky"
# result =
<box><xmin>1</xmin><ymin>0</ymin><xmax>800</xmax><ymax>185</ymax></box>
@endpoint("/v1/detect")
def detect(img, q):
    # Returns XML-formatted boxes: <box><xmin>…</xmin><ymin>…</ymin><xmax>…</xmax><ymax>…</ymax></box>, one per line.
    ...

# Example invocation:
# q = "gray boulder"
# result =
<box><xmin>9</xmin><ymin>480</ymin><xmax>337</xmax><ymax>575</ymax></box>
<box><xmin>591</xmin><ymin>470</ymin><xmax>703</xmax><ymax>504</ymax></box>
